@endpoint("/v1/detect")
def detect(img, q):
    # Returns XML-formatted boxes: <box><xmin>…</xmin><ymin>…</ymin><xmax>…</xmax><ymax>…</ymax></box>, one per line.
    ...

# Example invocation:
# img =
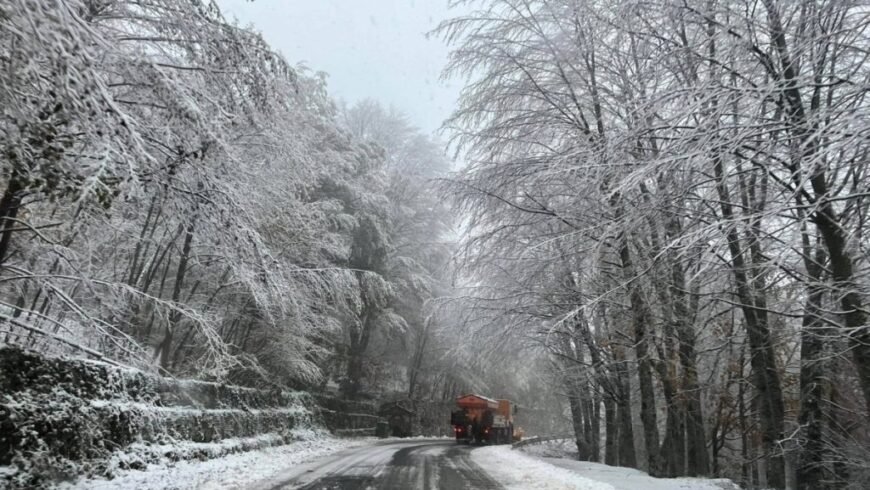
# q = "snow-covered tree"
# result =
<box><xmin>438</xmin><ymin>0</ymin><xmax>870</xmax><ymax>487</ymax></box>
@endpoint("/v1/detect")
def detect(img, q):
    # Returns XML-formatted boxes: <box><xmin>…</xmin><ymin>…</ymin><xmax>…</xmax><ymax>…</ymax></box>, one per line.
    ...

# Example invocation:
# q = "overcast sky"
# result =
<box><xmin>218</xmin><ymin>0</ymin><xmax>465</xmax><ymax>136</ymax></box>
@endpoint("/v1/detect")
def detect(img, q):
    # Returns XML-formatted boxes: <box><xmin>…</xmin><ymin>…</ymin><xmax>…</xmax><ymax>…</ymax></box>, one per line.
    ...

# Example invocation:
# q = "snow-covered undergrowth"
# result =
<box><xmin>477</xmin><ymin>446</ymin><xmax>741</xmax><ymax>490</ymax></box>
<box><xmin>57</xmin><ymin>429</ymin><xmax>370</xmax><ymax>490</ymax></box>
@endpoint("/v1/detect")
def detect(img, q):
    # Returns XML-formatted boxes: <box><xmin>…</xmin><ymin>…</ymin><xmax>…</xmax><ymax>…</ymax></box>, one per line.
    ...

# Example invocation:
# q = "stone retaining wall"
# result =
<box><xmin>0</xmin><ymin>346</ymin><xmax>319</xmax><ymax>488</ymax></box>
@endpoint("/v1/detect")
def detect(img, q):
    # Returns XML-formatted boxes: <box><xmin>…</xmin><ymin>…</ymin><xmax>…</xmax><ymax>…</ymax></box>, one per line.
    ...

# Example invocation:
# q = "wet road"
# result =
<box><xmin>250</xmin><ymin>439</ymin><xmax>502</xmax><ymax>490</ymax></box>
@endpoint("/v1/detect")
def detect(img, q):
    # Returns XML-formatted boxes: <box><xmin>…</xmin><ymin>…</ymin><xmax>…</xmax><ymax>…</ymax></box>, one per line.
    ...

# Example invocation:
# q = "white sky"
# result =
<box><xmin>218</xmin><ymin>0</ymin><xmax>466</xmax><ymax>136</ymax></box>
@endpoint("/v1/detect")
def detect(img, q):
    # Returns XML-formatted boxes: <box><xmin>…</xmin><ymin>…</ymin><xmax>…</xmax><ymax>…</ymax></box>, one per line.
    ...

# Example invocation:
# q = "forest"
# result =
<box><xmin>2</xmin><ymin>1</ymin><xmax>870</xmax><ymax>489</ymax></box>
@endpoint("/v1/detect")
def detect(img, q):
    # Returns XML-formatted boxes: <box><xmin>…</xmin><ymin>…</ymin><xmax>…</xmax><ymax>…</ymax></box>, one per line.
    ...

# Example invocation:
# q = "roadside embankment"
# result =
<box><xmin>0</xmin><ymin>345</ymin><xmax>320</xmax><ymax>488</ymax></box>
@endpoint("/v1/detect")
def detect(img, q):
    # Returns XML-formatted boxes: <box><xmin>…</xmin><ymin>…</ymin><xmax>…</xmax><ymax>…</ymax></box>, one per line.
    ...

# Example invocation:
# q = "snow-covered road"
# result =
<box><xmin>247</xmin><ymin>439</ymin><xmax>741</xmax><ymax>490</ymax></box>
<box><xmin>61</xmin><ymin>436</ymin><xmax>741</xmax><ymax>489</ymax></box>
<box><xmin>249</xmin><ymin>438</ymin><xmax>500</xmax><ymax>489</ymax></box>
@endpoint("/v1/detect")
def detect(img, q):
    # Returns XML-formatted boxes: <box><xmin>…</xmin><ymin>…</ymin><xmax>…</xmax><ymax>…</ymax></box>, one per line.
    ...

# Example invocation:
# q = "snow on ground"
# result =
<box><xmin>475</xmin><ymin>445</ymin><xmax>741</xmax><ymax>490</ymax></box>
<box><xmin>56</xmin><ymin>430</ymin><xmax>371</xmax><ymax>490</ymax></box>
<box><xmin>472</xmin><ymin>445</ymin><xmax>616</xmax><ymax>490</ymax></box>
<box><xmin>542</xmin><ymin>458</ymin><xmax>741</xmax><ymax>490</ymax></box>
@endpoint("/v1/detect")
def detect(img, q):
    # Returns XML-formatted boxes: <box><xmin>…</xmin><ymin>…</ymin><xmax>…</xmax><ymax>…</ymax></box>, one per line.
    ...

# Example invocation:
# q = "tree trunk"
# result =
<box><xmin>617</xmin><ymin>391</ymin><xmax>636</xmax><ymax>468</ymax></box>
<box><xmin>408</xmin><ymin>320</ymin><xmax>430</xmax><ymax>400</ymax></box>
<box><xmin>656</xmin><ymin>359</ymin><xmax>684</xmax><ymax>477</ymax></box>
<box><xmin>604</xmin><ymin>397</ymin><xmax>618</xmax><ymax>465</ymax></box>
<box><xmin>737</xmin><ymin>342</ymin><xmax>752</xmax><ymax>488</ymax></box>
<box><xmin>618</xmin><ymin>237</ymin><xmax>662</xmax><ymax>475</ymax></box>
<box><xmin>155</xmin><ymin>220</ymin><xmax>194</xmax><ymax>369</ymax></box>
<box><xmin>665</xmin><ymin>217</ymin><xmax>709</xmax><ymax>477</ymax></box>
<box><xmin>712</xmin><ymin>149</ymin><xmax>785</xmax><ymax>489</ymax></box>
<box><xmin>127</xmin><ymin>195</ymin><xmax>159</xmax><ymax>286</ymax></box>
<box><xmin>343</xmin><ymin>309</ymin><xmax>375</xmax><ymax>399</ymax></box>
<box><xmin>569</xmin><ymin>391</ymin><xmax>591</xmax><ymax>460</ymax></box>
<box><xmin>812</xmin><ymin>204</ymin><xmax>870</xmax><ymax>417</ymax></box>
<box><xmin>797</xmin><ymin>245</ymin><xmax>828</xmax><ymax>489</ymax></box>
<box><xmin>589</xmin><ymin>394</ymin><xmax>600</xmax><ymax>462</ymax></box>
<box><xmin>0</xmin><ymin>175</ymin><xmax>24</xmax><ymax>266</ymax></box>
<box><xmin>569</xmin><ymin>307</ymin><xmax>601</xmax><ymax>462</ymax></box>
<box><xmin>613</xmin><ymin>345</ymin><xmax>637</xmax><ymax>468</ymax></box>
<box><xmin>640</xmin><ymin>184</ymin><xmax>698</xmax><ymax>477</ymax></box>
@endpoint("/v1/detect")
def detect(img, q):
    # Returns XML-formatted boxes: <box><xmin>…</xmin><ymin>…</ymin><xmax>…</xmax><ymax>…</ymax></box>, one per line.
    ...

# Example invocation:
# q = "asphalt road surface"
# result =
<box><xmin>250</xmin><ymin>439</ymin><xmax>502</xmax><ymax>490</ymax></box>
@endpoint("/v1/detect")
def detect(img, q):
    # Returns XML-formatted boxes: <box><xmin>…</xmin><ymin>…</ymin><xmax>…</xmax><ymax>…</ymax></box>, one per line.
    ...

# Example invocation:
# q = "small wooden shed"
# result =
<box><xmin>378</xmin><ymin>401</ymin><xmax>415</xmax><ymax>437</ymax></box>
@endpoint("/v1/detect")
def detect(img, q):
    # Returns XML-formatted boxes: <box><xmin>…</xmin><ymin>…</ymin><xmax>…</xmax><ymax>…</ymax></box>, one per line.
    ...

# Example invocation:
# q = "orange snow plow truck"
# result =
<box><xmin>449</xmin><ymin>394</ymin><xmax>514</xmax><ymax>444</ymax></box>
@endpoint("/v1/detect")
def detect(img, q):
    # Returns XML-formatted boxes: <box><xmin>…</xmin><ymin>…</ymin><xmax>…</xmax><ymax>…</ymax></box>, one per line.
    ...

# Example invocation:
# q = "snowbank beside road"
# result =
<box><xmin>472</xmin><ymin>446</ymin><xmax>616</xmax><ymax>489</ymax></box>
<box><xmin>58</xmin><ymin>431</ymin><xmax>370</xmax><ymax>490</ymax></box>
<box><xmin>542</xmin><ymin>458</ymin><xmax>741</xmax><ymax>490</ymax></box>
<box><xmin>475</xmin><ymin>445</ymin><xmax>741</xmax><ymax>490</ymax></box>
